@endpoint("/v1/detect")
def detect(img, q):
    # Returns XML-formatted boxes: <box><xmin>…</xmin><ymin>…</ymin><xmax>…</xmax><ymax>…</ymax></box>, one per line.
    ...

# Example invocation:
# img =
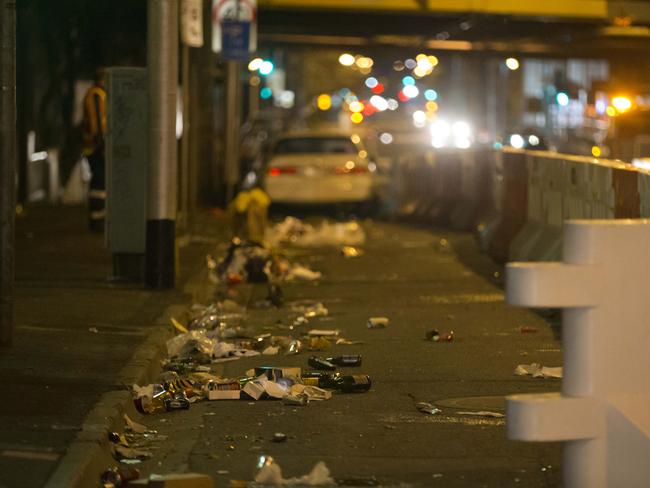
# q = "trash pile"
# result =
<box><xmin>266</xmin><ymin>217</ymin><xmax>366</xmax><ymax>248</ymax></box>
<box><xmin>132</xmin><ymin>355</ymin><xmax>371</xmax><ymax>415</ymax></box>
<box><xmin>207</xmin><ymin>238</ymin><xmax>321</xmax><ymax>286</ymax></box>
<box><xmin>106</xmin><ymin>414</ymin><xmax>165</xmax><ymax>466</ymax></box>
<box><xmin>130</xmin><ymin>300</ymin><xmax>371</xmax><ymax>415</ymax></box>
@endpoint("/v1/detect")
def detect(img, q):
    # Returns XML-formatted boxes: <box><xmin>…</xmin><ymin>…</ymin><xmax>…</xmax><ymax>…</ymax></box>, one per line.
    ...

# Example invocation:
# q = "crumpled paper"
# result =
<box><xmin>514</xmin><ymin>363</ymin><xmax>563</xmax><ymax>378</ymax></box>
<box><xmin>255</xmin><ymin>459</ymin><xmax>334</xmax><ymax>486</ymax></box>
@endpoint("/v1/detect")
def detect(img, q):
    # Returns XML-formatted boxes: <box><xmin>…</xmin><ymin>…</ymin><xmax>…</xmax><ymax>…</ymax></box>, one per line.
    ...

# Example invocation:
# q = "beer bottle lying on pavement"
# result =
<box><xmin>308</xmin><ymin>356</ymin><xmax>337</xmax><ymax>371</ymax></box>
<box><xmin>326</xmin><ymin>355</ymin><xmax>362</xmax><ymax>367</ymax></box>
<box><xmin>301</xmin><ymin>372</ymin><xmax>371</xmax><ymax>392</ymax></box>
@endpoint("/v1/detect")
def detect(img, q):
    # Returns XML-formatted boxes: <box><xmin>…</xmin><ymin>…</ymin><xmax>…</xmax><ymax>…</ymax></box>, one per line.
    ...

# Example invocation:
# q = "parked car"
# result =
<box><xmin>263</xmin><ymin>131</ymin><xmax>377</xmax><ymax>205</ymax></box>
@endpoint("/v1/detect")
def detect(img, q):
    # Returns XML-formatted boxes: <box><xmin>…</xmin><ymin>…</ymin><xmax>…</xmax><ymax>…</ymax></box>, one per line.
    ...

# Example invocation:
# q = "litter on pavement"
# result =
<box><xmin>340</xmin><ymin>246</ymin><xmax>364</xmax><ymax>258</ymax></box>
<box><xmin>425</xmin><ymin>329</ymin><xmax>454</xmax><ymax>342</ymax></box>
<box><xmin>514</xmin><ymin>363</ymin><xmax>563</xmax><ymax>378</ymax></box>
<box><xmin>367</xmin><ymin>317</ymin><xmax>389</xmax><ymax>329</ymax></box>
<box><xmin>266</xmin><ymin>217</ymin><xmax>366</xmax><ymax>248</ymax></box>
<box><xmin>415</xmin><ymin>402</ymin><xmax>442</xmax><ymax>415</ymax></box>
<box><xmin>455</xmin><ymin>411</ymin><xmax>506</xmax><ymax>418</ymax></box>
<box><xmin>208</xmin><ymin>238</ymin><xmax>322</xmax><ymax>286</ymax></box>
<box><xmin>254</xmin><ymin>456</ymin><xmax>334</xmax><ymax>486</ymax></box>
<box><xmin>127</xmin><ymin>473</ymin><xmax>214</xmax><ymax>487</ymax></box>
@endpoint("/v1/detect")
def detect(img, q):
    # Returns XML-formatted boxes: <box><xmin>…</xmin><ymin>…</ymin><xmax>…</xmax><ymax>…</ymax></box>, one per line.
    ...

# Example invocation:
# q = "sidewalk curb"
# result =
<box><xmin>44</xmin><ymin>303</ymin><xmax>184</xmax><ymax>488</ymax></box>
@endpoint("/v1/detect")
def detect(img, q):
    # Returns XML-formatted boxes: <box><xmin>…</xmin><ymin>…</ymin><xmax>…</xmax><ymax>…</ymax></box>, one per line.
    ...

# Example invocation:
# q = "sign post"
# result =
<box><xmin>212</xmin><ymin>0</ymin><xmax>257</xmax><ymax>201</ymax></box>
<box><xmin>212</xmin><ymin>0</ymin><xmax>257</xmax><ymax>59</ymax></box>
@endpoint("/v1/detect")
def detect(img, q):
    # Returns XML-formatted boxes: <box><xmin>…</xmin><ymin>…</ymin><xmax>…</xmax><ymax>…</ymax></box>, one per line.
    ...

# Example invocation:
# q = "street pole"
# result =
<box><xmin>224</xmin><ymin>60</ymin><xmax>240</xmax><ymax>203</ymax></box>
<box><xmin>145</xmin><ymin>0</ymin><xmax>178</xmax><ymax>289</ymax></box>
<box><xmin>180</xmin><ymin>43</ymin><xmax>190</xmax><ymax>229</ymax></box>
<box><xmin>248</xmin><ymin>75</ymin><xmax>259</xmax><ymax>122</ymax></box>
<box><xmin>0</xmin><ymin>0</ymin><xmax>16</xmax><ymax>346</ymax></box>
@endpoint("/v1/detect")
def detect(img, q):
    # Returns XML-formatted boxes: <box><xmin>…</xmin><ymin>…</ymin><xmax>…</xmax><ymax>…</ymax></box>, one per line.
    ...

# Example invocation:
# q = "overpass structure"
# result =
<box><xmin>258</xmin><ymin>0</ymin><xmax>650</xmax><ymax>55</ymax></box>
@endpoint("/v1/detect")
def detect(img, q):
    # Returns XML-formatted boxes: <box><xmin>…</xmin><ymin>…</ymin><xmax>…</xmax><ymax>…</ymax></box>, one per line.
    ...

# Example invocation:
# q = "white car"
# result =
<box><xmin>264</xmin><ymin>131</ymin><xmax>377</xmax><ymax>205</ymax></box>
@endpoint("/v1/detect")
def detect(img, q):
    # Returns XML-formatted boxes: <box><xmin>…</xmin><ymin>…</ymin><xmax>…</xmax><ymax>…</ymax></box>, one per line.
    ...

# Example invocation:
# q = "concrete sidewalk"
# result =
<box><xmin>0</xmin><ymin>205</ymin><xmax>224</xmax><ymax>488</ymax></box>
<box><xmin>118</xmin><ymin>220</ymin><xmax>563</xmax><ymax>487</ymax></box>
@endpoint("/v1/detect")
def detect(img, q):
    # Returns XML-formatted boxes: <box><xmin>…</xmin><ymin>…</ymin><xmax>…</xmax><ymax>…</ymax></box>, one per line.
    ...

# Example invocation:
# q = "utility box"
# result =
<box><xmin>106</xmin><ymin>67</ymin><xmax>148</xmax><ymax>282</ymax></box>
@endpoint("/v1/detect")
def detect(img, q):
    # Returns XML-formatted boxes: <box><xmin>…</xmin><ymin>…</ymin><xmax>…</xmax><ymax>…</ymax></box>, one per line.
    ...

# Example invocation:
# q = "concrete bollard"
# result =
<box><xmin>505</xmin><ymin>219</ymin><xmax>650</xmax><ymax>488</ymax></box>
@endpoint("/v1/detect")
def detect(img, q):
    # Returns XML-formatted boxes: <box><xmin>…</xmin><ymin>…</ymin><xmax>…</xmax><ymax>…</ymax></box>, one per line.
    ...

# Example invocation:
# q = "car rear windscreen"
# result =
<box><xmin>275</xmin><ymin>137</ymin><xmax>357</xmax><ymax>154</ymax></box>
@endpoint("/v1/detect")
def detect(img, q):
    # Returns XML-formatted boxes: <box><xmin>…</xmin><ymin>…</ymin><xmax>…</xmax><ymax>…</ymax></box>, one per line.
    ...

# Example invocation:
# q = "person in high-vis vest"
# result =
<box><xmin>82</xmin><ymin>69</ymin><xmax>107</xmax><ymax>232</ymax></box>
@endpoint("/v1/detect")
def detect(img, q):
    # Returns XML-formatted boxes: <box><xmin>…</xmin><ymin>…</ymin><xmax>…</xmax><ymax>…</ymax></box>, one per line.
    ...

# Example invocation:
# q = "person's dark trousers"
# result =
<box><xmin>87</xmin><ymin>150</ymin><xmax>106</xmax><ymax>233</ymax></box>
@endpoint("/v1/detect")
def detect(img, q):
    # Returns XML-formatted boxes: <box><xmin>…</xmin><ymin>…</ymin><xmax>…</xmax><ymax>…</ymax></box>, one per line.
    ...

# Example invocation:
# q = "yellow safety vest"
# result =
<box><xmin>82</xmin><ymin>85</ymin><xmax>107</xmax><ymax>155</ymax></box>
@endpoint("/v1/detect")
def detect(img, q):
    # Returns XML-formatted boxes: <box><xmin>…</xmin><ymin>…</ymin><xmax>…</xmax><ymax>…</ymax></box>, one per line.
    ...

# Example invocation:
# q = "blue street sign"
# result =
<box><xmin>221</xmin><ymin>20</ymin><xmax>250</xmax><ymax>61</ymax></box>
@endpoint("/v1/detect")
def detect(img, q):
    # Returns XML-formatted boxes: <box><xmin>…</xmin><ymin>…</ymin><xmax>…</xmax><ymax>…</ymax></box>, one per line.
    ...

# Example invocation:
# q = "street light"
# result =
<box><xmin>505</xmin><ymin>57</ymin><xmax>520</xmax><ymax>70</ymax></box>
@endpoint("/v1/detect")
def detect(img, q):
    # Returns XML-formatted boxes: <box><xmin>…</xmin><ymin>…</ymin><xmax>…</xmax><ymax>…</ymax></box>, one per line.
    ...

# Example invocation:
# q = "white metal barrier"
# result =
<box><xmin>506</xmin><ymin>219</ymin><xmax>650</xmax><ymax>488</ymax></box>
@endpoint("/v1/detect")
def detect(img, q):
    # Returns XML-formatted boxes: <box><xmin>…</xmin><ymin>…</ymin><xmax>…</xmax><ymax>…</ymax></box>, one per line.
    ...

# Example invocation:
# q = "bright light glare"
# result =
<box><xmin>370</xmin><ymin>95</ymin><xmax>388</xmax><ymax>111</ymax></box>
<box><xmin>431</xmin><ymin>120</ymin><xmax>450</xmax><ymax>137</ymax></box>
<box><xmin>402</xmin><ymin>76</ymin><xmax>416</xmax><ymax>86</ymax></box>
<box><xmin>380</xmin><ymin>132</ymin><xmax>393</xmax><ymax>144</ymax></box>
<box><xmin>365</xmin><ymin>77</ymin><xmax>379</xmax><ymax>88</ymax></box>
<box><xmin>449</xmin><ymin>121</ymin><xmax>471</xmax><ymax>149</ymax></box>
<box><xmin>339</xmin><ymin>53</ymin><xmax>355</xmax><ymax>66</ymax></box>
<box><xmin>505</xmin><ymin>57</ymin><xmax>520</xmax><ymax>70</ymax></box>
<box><xmin>317</xmin><ymin>94</ymin><xmax>332</xmax><ymax>111</ymax></box>
<box><xmin>405</xmin><ymin>58</ymin><xmax>416</xmax><ymax>69</ymax></box>
<box><xmin>413</xmin><ymin>66</ymin><xmax>429</xmax><ymax>78</ymax></box>
<box><xmin>403</xmin><ymin>85</ymin><xmax>419</xmax><ymax>99</ymax></box>
<box><xmin>356</xmin><ymin>57</ymin><xmax>374</xmax><ymax>69</ymax></box>
<box><xmin>387</xmin><ymin>98</ymin><xmax>399</xmax><ymax>110</ymax></box>
<box><xmin>426</xmin><ymin>101</ymin><xmax>438</xmax><ymax>112</ymax></box>
<box><xmin>413</xmin><ymin>110</ymin><xmax>427</xmax><ymax>124</ymax></box>
<box><xmin>424</xmin><ymin>89</ymin><xmax>438</xmax><ymax>101</ymax></box>
<box><xmin>612</xmin><ymin>96</ymin><xmax>632</xmax><ymax>112</ymax></box>
<box><xmin>259</xmin><ymin>61</ymin><xmax>274</xmax><ymax>76</ymax></box>
<box><xmin>260</xmin><ymin>87</ymin><xmax>272</xmax><ymax>99</ymax></box>
<box><xmin>431</xmin><ymin>119</ymin><xmax>450</xmax><ymax>148</ymax></box>
<box><xmin>348</xmin><ymin>101</ymin><xmax>364</xmax><ymax>113</ymax></box>
<box><xmin>606</xmin><ymin>106</ymin><xmax>617</xmax><ymax>117</ymax></box>
<box><xmin>592</xmin><ymin>146</ymin><xmax>602</xmax><ymax>157</ymax></box>
<box><xmin>556</xmin><ymin>92</ymin><xmax>569</xmax><ymax>106</ymax></box>
<box><xmin>248</xmin><ymin>58</ymin><xmax>263</xmax><ymax>71</ymax></box>
<box><xmin>416</xmin><ymin>56</ymin><xmax>433</xmax><ymax>71</ymax></box>
<box><xmin>350</xmin><ymin>112</ymin><xmax>364</xmax><ymax>124</ymax></box>
<box><xmin>351</xmin><ymin>134</ymin><xmax>361</xmax><ymax>144</ymax></box>
<box><xmin>528</xmin><ymin>135</ymin><xmax>540</xmax><ymax>146</ymax></box>
<box><xmin>452</xmin><ymin>121</ymin><xmax>470</xmax><ymax>139</ymax></box>
<box><xmin>278</xmin><ymin>90</ymin><xmax>295</xmax><ymax>108</ymax></box>
<box><xmin>509</xmin><ymin>134</ymin><xmax>525</xmax><ymax>149</ymax></box>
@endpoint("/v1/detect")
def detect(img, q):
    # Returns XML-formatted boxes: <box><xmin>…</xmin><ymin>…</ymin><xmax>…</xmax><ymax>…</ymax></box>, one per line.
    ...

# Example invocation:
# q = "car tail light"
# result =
<box><xmin>268</xmin><ymin>166</ymin><xmax>297</xmax><ymax>176</ymax></box>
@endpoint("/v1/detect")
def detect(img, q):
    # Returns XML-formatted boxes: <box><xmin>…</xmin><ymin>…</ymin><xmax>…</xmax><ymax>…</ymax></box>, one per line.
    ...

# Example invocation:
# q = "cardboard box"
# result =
<box><xmin>253</xmin><ymin>366</ymin><xmax>301</xmax><ymax>381</ymax></box>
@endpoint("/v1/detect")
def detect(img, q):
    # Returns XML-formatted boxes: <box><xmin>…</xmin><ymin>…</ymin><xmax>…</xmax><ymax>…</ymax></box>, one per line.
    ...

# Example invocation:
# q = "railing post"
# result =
<box><xmin>506</xmin><ymin>219</ymin><xmax>650</xmax><ymax>488</ymax></box>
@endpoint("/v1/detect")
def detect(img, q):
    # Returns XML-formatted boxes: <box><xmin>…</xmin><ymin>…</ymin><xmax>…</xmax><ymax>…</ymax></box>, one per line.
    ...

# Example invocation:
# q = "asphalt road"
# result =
<box><xmin>132</xmin><ymin>219</ymin><xmax>563</xmax><ymax>487</ymax></box>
